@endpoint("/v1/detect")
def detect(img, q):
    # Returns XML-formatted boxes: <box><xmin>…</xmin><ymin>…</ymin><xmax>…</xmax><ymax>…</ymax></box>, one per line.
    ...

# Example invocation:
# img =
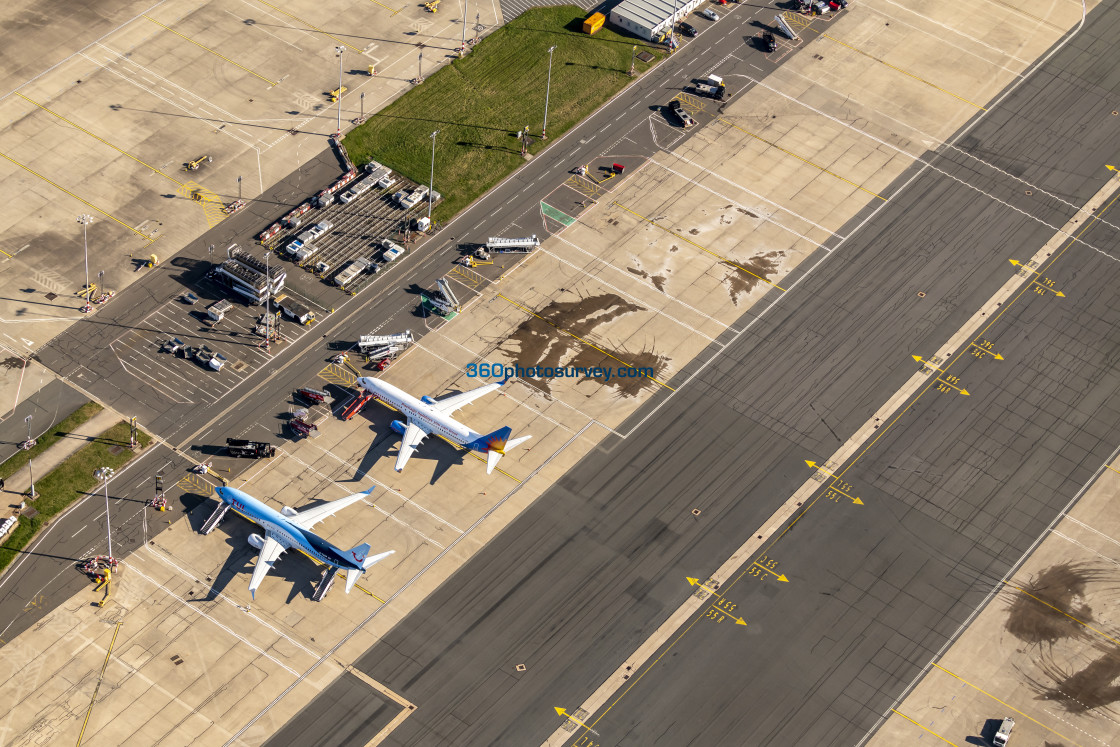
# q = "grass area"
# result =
<box><xmin>0</xmin><ymin>420</ymin><xmax>152</xmax><ymax>575</ymax></box>
<box><xmin>344</xmin><ymin>5</ymin><xmax>661</xmax><ymax>221</ymax></box>
<box><xmin>0</xmin><ymin>401</ymin><xmax>103</xmax><ymax>481</ymax></box>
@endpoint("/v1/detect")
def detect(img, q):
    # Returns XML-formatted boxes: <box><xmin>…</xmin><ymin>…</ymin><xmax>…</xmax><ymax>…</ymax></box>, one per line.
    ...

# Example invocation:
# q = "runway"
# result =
<box><xmin>262</xmin><ymin>3</ymin><xmax>1120</xmax><ymax>745</ymax></box>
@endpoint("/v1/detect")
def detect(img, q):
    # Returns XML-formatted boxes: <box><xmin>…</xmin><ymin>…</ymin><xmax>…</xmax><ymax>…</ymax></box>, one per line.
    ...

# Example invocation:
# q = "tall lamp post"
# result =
<box><xmin>460</xmin><ymin>0</ymin><xmax>468</xmax><ymax>57</ymax></box>
<box><xmin>542</xmin><ymin>45</ymin><xmax>557</xmax><ymax>140</ymax></box>
<box><xmin>24</xmin><ymin>415</ymin><xmax>36</xmax><ymax>499</ymax></box>
<box><xmin>334</xmin><ymin>46</ymin><xmax>346</xmax><ymax>135</ymax></box>
<box><xmin>95</xmin><ymin>467</ymin><xmax>115</xmax><ymax>558</ymax></box>
<box><xmin>264</xmin><ymin>250</ymin><xmax>272</xmax><ymax>351</ymax></box>
<box><xmin>428</xmin><ymin>130</ymin><xmax>439</xmax><ymax>224</ymax></box>
<box><xmin>78</xmin><ymin>214</ymin><xmax>93</xmax><ymax>312</ymax></box>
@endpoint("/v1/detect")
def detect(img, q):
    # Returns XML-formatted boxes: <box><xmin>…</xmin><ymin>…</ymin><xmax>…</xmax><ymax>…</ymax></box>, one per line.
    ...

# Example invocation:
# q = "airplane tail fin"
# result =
<box><xmin>479</xmin><ymin>431</ymin><xmax>531</xmax><ymax>474</ymax></box>
<box><xmin>343</xmin><ymin>547</ymin><xmax>395</xmax><ymax>593</ymax></box>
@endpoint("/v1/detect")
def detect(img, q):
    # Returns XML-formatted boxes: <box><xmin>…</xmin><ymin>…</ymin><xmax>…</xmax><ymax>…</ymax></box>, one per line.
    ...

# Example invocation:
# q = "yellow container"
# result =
<box><xmin>583</xmin><ymin>12</ymin><xmax>605</xmax><ymax>34</ymax></box>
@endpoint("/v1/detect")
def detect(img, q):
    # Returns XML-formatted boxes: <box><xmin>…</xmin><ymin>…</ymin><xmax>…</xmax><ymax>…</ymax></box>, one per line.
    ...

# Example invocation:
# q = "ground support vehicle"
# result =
<box><xmin>226</xmin><ymin>439</ymin><xmax>277</xmax><ymax>458</ymax></box>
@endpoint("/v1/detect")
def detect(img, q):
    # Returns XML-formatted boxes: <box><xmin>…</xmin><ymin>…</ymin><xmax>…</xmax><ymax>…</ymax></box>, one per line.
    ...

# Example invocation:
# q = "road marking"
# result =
<box><xmin>819</xmin><ymin>32</ymin><xmax>986</xmax><ymax>110</ymax></box>
<box><xmin>718</xmin><ymin>118</ymin><xmax>887</xmax><ymax>201</ymax></box>
<box><xmin>0</xmin><ymin>150</ymin><xmax>153</xmax><ymax>241</ymax></box>
<box><xmin>611</xmin><ymin>201</ymin><xmax>787</xmax><ymax>291</ymax></box>
<box><xmin>540</xmin><ymin>153</ymin><xmax>1120</xmax><ymax>747</ymax></box>
<box><xmin>888</xmin><ymin>709</ymin><xmax>960</xmax><ymax>746</ymax></box>
<box><xmin>930</xmin><ymin>663</ymin><xmax>1082</xmax><ymax>745</ymax></box>
<box><xmin>15</xmin><ymin>93</ymin><xmax>186</xmax><ymax>187</ymax></box>
<box><xmin>253</xmin><ymin>0</ymin><xmax>364</xmax><ymax>52</ymax></box>
<box><xmin>144</xmin><ymin>14</ymin><xmax>279</xmax><ymax>85</ymax></box>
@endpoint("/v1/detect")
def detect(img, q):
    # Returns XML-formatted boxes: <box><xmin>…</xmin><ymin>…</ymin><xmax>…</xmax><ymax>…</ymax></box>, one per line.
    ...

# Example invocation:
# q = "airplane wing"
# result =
<box><xmin>395</xmin><ymin>419</ymin><xmax>430</xmax><ymax>472</ymax></box>
<box><xmin>287</xmin><ymin>486</ymin><xmax>376</xmax><ymax>531</ymax></box>
<box><xmin>248</xmin><ymin>532</ymin><xmax>287</xmax><ymax>599</ymax></box>
<box><xmin>427</xmin><ymin>382</ymin><xmax>502</xmax><ymax>417</ymax></box>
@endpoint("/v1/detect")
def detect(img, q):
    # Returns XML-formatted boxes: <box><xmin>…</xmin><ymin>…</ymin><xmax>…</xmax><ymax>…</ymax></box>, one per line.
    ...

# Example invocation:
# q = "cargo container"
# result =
<box><xmin>583</xmin><ymin>12</ymin><xmax>605</xmax><ymax>33</ymax></box>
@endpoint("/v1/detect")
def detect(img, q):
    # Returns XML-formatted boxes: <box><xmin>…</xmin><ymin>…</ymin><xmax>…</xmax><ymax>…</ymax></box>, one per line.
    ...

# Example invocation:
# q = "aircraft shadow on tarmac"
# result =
<box><xmin>357</xmin><ymin>409</ymin><xmax>466</xmax><ymax>485</ymax></box>
<box><xmin>188</xmin><ymin>504</ymin><xmax>326</xmax><ymax>604</ymax></box>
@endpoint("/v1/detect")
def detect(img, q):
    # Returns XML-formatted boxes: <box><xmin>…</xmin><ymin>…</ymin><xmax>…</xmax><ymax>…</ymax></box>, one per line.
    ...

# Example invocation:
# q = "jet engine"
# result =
<box><xmin>390</xmin><ymin>420</ymin><xmax>407</xmax><ymax>435</ymax></box>
<box><xmin>248</xmin><ymin>533</ymin><xmax>265</xmax><ymax>550</ymax></box>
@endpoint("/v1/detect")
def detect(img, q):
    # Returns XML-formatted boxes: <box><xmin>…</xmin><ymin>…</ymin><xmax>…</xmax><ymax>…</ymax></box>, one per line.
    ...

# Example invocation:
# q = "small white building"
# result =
<box><xmin>609</xmin><ymin>0</ymin><xmax>706</xmax><ymax>41</ymax></box>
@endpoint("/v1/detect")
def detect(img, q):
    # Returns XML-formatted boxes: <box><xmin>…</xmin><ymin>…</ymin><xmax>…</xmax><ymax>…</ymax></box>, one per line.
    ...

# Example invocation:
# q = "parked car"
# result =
<box><xmin>700</xmin><ymin>8</ymin><xmax>718</xmax><ymax>20</ymax></box>
<box><xmin>669</xmin><ymin>100</ymin><xmax>696</xmax><ymax>128</ymax></box>
<box><xmin>679</xmin><ymin>21</ymin><xmax>697</xmax><ymax>37</ymax></box>
<box><xmin>762</xmin><ymin>31</ymin><xmax>776</xmax><ymax>52</ymax></box>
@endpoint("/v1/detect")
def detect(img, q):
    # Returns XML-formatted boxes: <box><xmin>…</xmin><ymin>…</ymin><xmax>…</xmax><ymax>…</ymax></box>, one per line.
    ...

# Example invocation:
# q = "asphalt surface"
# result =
<box><xmin>263</xmin><ymin>4</ymin><xmax>1120</xmax><ymax>747</ymax></box>
<box><xmin>10</xmin><ymin>2</ymin><xmax>1120</xmax><ymax>747</ymax></box>
<box><xmin>0</xmin><ymin>377</ymin><xmax>87</xmax><ymax>465</ymax></box>
<box><xmin>11</xmin><ymin>0</ymin><xmax>782</xmax><ymax>640</ymax></box>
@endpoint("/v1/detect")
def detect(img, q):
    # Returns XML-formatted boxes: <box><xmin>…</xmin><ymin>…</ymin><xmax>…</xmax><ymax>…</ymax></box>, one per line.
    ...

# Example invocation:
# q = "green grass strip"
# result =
<box><xmin>344</xmin><ymin>5</ymin><xmax>661</xmax><ymax>222</ymax></box>
<box><xmin>0</xmin><ymin>401</ymin><xmax>103</xmax><ymax>481</ymax></box>
<box><xmin>0</xmin><ymin>420</ymin><xmax>152</xmax><ymax>575</ymax></box>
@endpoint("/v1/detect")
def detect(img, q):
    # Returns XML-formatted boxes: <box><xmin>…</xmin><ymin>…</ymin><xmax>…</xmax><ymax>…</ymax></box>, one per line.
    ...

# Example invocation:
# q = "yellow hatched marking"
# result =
<box><xmin>176</xmin><ymin>474</ymin><xmax>215</xmax><ymax>494</ymax></box>
<box><xmin>451</xmin><ymin>266</ymin><xmax>485</xmax><ymax>288</ymax></box>
<box><xmin>673</xmin><ymin>92</ymin><xmax>705</xmax><ymax>115</ymax></box>
<box><xmin>318</xmin><ymin>363</ymin><xmax>355</xmax><ymax>387</ymax></box>
<box><xmin>782</xmin><ymin>11</ymin><xmax>812</xmax><ymax>32</ymax></box>
<box><xmin>565</xmin><ymin>175</ymin><xmax>604</xmax><ymax>200</ymax></box>
<box><xmin>178</xmin><ymin>181</ymin><xmax>227</xmax><ymax>227</ymax></box>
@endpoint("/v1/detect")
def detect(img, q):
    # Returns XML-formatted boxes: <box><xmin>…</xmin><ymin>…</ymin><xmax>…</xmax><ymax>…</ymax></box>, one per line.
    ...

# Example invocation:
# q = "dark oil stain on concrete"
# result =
<box><xmin>722</xmin><ymin>251</ymin><xmax>784</xmax><ymax>305</ymax></box>
<box><xmin>1005</xmin><ymin>563</ymin><xmax>1101</xmax><ymax>646</ymax></box>
<box><xmin>669</xmin><ymin>245</ymin><xmax>679</xmax><ymax>253</ymax></box>
<box><xmin>688</xmin><ymin>228</ymin><xmax>701</xmax><ymax>235</ymax></box>
<box><xmin>626</xmin><ymin>267</ymin><xmax>670</xmax><ymax>293</ymax></box>
<box><xmin>500</xmin><ymin>293</ymin><xmax>669</xmax><ymax>398</ymax></box>
<box><xmin>1034</xmin><ymin>646</ymin><xmax>1120</xmax><ymax>713</ymax></box>
<box><xmin>736</xmin><ymin>207</ymin><xmax>760</xmax><ymax>218</ymax></box>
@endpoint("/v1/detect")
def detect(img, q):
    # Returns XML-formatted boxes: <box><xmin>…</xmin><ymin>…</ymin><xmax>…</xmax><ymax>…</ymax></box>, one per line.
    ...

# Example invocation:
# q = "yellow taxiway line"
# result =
<box><xmin>0</xmin><ymin>150</ymin><xmax>153</xmax><ymax>241</ymax></box>
<box><xmin>144</xmin><ymin>15</ymin><xmax>279</xmax><ymax>86</ymax></box>
<box><xmin>718</xmin><ymin>119</ymin><xmax>887</xmax><ymax>202</ymax></box>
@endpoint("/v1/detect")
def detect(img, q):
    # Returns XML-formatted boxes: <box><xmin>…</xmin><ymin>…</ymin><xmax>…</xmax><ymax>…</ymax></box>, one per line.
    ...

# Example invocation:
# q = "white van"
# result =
<box><xmin>993</xmin><ymin>717</ymin><xmax>1014</xmax><ymax>746</ymax></box>
<box><xmin>700</xmin><ymin>8</ymin><xmax>718</xmax><ymax>20</ymax></box>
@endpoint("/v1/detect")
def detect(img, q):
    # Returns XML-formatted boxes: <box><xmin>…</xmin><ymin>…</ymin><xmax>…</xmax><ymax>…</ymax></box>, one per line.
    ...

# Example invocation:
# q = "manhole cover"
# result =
<box><xmin>44</xmin><ymin>292</ymin><xmax>57</xmax><ymax>301</ymax></box>
<box><xmin>636</xmin><ymin>51</ymin><xmax>654</xmax><ymax>63</ymax></box>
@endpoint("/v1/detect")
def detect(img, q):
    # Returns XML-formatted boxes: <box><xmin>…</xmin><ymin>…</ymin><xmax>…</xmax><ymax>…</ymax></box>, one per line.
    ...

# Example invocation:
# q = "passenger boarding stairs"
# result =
<box><xmin>201</xmin><ymin>502</ymin><xmax>230</xmax><ymax>535</ymax></box>
<box><xmin>313</xmin><ymin>569</ymin><xmax>337</xmax><ymax>601</ymax></box>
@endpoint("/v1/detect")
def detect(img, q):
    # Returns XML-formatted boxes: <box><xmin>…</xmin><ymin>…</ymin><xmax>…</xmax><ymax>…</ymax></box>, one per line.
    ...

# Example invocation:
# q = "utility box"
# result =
<box><xmin>207</xmin><ymin>299</ymin><xmax>233</xmax><ymax>322</ymax></box>
<box><xmin>583</xmin><ymin>12</ymin><xmax>605</xmax><ymax>34</ymax></box>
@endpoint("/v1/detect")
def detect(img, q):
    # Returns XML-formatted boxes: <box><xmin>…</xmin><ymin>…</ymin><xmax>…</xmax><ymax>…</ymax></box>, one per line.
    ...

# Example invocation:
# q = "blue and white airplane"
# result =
<box><xmin>356</xmin><ymin>376</ymin><xmax>531</xmax><ymax>474</ymax></box>
<box><xmin>213</xmin><ymin>485</ymin><xmax>393</xmax><ymax>600</ymax></box>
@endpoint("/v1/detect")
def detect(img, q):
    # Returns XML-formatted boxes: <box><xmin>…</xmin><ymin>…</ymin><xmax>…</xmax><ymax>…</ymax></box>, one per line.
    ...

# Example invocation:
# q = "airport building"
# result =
<box><xmin>609</xmin><ymin>0</ymin><xmax>705</xmax><ymax>41</ymax></box>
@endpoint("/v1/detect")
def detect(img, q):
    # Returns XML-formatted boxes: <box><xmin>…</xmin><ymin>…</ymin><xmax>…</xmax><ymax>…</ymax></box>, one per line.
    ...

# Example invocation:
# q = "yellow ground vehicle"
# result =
<box><xmin>424</xmin><ymin>0</ymin><xmax>440</xmax><ymax>11</ymax></box>
<box><xmin>184</xmin><ymin>155</ymin><xmax>212</xmax><ymax>171</ymax></box>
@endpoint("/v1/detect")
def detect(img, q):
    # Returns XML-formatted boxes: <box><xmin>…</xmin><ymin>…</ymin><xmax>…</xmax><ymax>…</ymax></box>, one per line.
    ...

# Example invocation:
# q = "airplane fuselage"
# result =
<box><xmin>358</xmin><ymin>378</ymin><xmax>484</xmax><ymax>450</ymax></box>
<box><xmin>217</xmin><ymin>487</ymin><xmax>361</xmax><ymax>571</ymax></box>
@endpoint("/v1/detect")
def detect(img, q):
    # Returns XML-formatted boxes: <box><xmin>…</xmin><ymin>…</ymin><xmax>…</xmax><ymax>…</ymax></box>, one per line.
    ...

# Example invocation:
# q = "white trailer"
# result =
<box><xmin>358</xmin><ymin>330</ymin><xmax>414</xmax><ymax>353</ymax></box>
<box><xmin>486</xmin><ymin>235</ymin><xmax>540</xmax><ymax>253</ymax></box>
<box><xmin>334</xmin><ymin>258</ymin><xmax>372</xmax><ymax>287</ymax></box>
